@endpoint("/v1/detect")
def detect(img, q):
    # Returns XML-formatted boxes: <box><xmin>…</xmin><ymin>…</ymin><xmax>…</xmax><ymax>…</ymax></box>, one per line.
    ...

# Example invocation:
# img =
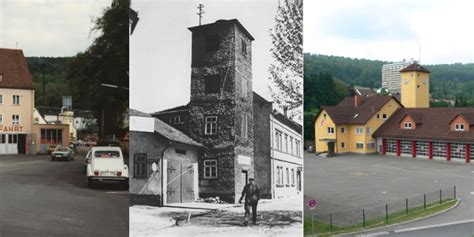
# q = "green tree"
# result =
<box><xmin>66</xmin><ymin>0</ymin><xmax>129</xmax><ymax>138</ymax></box>
<box><xmin>268</xmin><ymin>0</ymin><xmax>303</xmax><ymax>120</ymax></box>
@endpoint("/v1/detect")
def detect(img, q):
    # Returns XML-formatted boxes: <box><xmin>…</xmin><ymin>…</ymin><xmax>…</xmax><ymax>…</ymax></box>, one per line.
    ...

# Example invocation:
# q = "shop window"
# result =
<box><xmin>175</xmin><ymin>149</ymin><xmax>187</xmax><ymax>155</ymax></box>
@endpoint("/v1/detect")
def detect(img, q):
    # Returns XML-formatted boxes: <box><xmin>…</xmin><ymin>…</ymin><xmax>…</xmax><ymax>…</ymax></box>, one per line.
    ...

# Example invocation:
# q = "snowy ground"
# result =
<box><xmin>130</xmin><ymin>195</ymin><xmax>302</xmax><ymax>237</ymax></box>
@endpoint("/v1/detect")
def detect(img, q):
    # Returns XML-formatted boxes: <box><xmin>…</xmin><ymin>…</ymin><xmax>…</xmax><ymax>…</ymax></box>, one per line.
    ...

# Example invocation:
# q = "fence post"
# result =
<box><xmin>362</xmin><ymin>209</ymin><xmax>366</xmax><ymax>228</ymax></box>
<box><xmin>385</xmin><ymin>204</ymin><xmax>388</xmax><ymax>223</ymax></box>
<box><xmin>454</xmin><ymin>186</ymin><xmax>456</xmax><ymax>199</ymax></box>
<box><xmin>405</xmin><ymin>198</ymin><xmax>408</xmax><ymax>215</ymax></box>
<box><xmin>439</xmin><ymin>189</ymin><xmax>442</xmax><ymax>204</ymax></box>
<box><xmin>329</xmin><ymin>214</ymin><xmax>333</xmax><ymax>233</ymax></box>
<box><xmin>424</xmin><ymin>194</ymin><xmax>426</xmax><ymax>209</ymax></box>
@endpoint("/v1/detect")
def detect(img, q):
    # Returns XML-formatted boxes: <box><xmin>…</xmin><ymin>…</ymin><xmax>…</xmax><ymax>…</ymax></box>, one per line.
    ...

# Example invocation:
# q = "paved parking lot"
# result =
<box><xmin>0</xmin><ymin>153</ymin><xmax>128</xmax><ymax>237</ymax></box>
<box><xmin>304</xmin><ymin>152</ymin><xmax>474</xmax><ymax>232</ymax></box>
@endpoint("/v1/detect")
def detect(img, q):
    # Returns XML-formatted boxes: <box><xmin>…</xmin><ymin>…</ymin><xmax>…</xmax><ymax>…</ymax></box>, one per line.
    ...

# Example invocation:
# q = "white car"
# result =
<box><xmin>86</xmin><ymin>146</ymin><xmax>128</xmax><ymax>188</ymax></box>
<box><xmin>84</xmin><ymin>151</ymin><xmax>91</xmax><ymax>172</ymax></box>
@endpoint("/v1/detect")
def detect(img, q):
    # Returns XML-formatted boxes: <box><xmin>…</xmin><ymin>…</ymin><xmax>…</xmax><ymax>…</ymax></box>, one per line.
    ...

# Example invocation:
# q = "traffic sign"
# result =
<box><xmin>308</xmin><ymin>199</ymin><xmax>318</xmax><ymax>209</ymax></box>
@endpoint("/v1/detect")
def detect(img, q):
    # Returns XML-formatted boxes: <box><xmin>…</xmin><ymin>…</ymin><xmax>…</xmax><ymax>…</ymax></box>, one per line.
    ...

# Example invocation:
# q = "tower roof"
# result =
<box><xmin>188</xmin><ymin>19</ymin><xmax>254</xmax><ymax>41</ymax></box>
<box><xmin>399</xmin><ymin>63</ymin><xmax>431</xmax><ymax>73</ymax></box>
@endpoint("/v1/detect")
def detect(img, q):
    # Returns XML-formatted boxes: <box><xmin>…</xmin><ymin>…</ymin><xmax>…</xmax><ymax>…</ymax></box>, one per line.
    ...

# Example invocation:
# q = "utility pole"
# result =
<box><xmin>42</xmin><ymin>58</ymin><xmax>46</xmax><ymax>104</ymax></box>
<box><xmin>197</xmin><ymin>4</ymin><xmax>204</xmax><ymax>26</ymax></box>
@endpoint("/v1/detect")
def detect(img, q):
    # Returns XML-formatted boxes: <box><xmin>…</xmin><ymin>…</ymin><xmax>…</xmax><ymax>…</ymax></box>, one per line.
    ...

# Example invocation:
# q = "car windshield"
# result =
<box><xmin>56</xmin><ymin>147</ymin><xmax>69</xmax><ymax>151</ymax></box>
<box><xmin>94</xmin><ymin>151</ymin><xmax>120</xmax><ymax>158</ymax></box>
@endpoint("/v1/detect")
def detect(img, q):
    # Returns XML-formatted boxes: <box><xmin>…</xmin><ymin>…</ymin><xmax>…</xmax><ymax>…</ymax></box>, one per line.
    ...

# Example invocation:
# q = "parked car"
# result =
<box><xmin>86</xmin><ymin>146</ymin><xmax>128</xmax><ymax>188</ymax></box>
<box><xmin>47</xmin><ymin>144</ymin><xmax>59</xmax><ymax>154</ymax></box>
<box><xmin>51</xmin><ymin>146</ymin><xmax>75</xmax><ymax>161</ymax></box>
<box><xmin>84</xmin><ymin>151</ymin><xmax>91</xmax><ymax>172</ymax></box>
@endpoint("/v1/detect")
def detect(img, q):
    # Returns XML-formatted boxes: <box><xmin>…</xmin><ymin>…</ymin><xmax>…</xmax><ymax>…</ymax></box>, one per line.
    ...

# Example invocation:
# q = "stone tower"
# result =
<box><xmin>400</xmin><ymin>63</ymin><xmax>430</xmax><ymax>108</ymax></box>
<box><xmin>187</xmin><ymin>19</ymin><xmax>255</xmax><ymax>203</ymax></box>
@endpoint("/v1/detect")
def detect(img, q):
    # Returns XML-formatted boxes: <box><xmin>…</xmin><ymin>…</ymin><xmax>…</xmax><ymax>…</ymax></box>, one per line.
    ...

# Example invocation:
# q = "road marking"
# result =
<box><xmin>106</xmin><ymin>191</ymin><xmax>129</xmax><ymax>195</ymax></box>
<box><xmin>352</xmin><ymin>172</ymin><xmax>369</xmax><ymax>176</ymax></box>
<box><xmin>382</xmin><ymin>191</ymin><xmax>387</xmax><ymax>194</ymax></box>
<box><xmin>433</xmin><ymin>180</ymin><xmax>438</xmax><ymax>183</ymax></box>
<box><xmin>392</xmin><ymin>219</ymin><xmax>474</xmax><ymax>233</ymax></box>
<box><xmin>470</xmin><ymin>192</ymin><xmax>474</xmax><ymax>195</ymax></box>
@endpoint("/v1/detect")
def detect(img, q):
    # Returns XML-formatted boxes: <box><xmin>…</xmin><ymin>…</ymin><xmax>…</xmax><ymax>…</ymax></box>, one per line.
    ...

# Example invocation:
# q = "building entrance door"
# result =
<box><xmin>166</xmin><ymin>160</ymin><xmax>195</xmax><ymax>204</ymax></box>
<box><xmin>17</xmin><ymin>134</ymin><xmax>26</xmax><ymax>154</ymax></box>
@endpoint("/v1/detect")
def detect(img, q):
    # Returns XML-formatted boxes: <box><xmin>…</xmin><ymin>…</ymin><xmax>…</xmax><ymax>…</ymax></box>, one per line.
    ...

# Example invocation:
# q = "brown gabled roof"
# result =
<box><xmin>315</xmin><ymin>96</ymin><xmax>401</xmax><ymax>125</ymax></box>
<box><xmin>399</xmin><ymin>63</ymin><xmax>431</xmax><ymax>73</ymax></box>
<box><xmin>0</xmin><ymin>48</ymin><xmax>34</xmax><ymax>90</ymax></box>
<box><xmin>448</xmin><ymin>112</ymin><xmax>474</xmax><ymax>125</ymax></box>
<box><xmin>373</xmin><ymin>108</ymin><xmax>474</xmax><ymax>142</ymax></box>
<box><xmin>399</xmin><ymin>112</ymin><xmax>423</xmax><ymax>124</ymax></box>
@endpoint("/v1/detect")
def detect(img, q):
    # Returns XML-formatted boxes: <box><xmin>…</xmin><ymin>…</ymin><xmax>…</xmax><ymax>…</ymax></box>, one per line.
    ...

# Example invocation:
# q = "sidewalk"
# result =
<box><xmin>130</xmin><ymin>194</ymin><xmax>302</xmax><ymax>237</ymax></box>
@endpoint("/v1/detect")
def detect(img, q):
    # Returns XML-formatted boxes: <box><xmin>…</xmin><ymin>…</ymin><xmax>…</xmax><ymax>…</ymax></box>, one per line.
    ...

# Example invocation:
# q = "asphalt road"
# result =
<box><xmin>0</xmin><ymin>154</ymin><xmax>128</xmax><ymax>237</ymax></box>
<box><xmin>304</xmin><ymin>152</ymin><xmax>474</xmax><ymax>235</ymax></box>
<box><xmin>367</xmin><ymin>220</ymin><xmax>474</xmax><ymax>237</ymax></box>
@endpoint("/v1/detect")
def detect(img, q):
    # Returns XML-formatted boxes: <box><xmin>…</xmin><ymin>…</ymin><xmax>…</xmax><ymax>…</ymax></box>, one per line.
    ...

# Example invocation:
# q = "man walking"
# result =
<box><xmin>239</xmin><ymin>177</ymin><xmax>260</xmax><ymax>226</ymax></box>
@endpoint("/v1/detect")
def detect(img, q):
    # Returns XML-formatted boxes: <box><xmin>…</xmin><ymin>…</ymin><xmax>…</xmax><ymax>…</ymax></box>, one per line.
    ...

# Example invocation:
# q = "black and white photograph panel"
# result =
<box><xmin>129</xmin><ymin>0</ymin><xmax>302</xmax><ymax>236</ymax></box>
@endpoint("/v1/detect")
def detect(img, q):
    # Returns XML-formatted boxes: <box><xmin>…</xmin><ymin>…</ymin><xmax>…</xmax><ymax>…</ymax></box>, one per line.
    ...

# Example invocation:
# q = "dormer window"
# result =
<box><xmin>0</xmin><ymin>73</ymin><xmax>3</xmax><ymax>83</ymax></box>
<box><xmin>403</xmin><ymin>122</ymin><xmax>412</xmax><ymax>129</ymax></box>
<box><xmin>455</xmin><ymin>124</ymin><xmax>465</xmax><ymax>131</ymax></box>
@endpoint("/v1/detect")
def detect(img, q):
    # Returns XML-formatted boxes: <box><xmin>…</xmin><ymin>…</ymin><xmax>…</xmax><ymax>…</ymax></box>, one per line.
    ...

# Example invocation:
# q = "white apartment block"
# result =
<box><xmin>382</xmin><ymin>60</ymin><xmax>415</xmax><ymax>93</ymax></box>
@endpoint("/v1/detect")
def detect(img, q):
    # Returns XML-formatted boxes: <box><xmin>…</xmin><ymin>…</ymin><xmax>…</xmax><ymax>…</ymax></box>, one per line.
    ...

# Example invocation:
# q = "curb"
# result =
<box><xmin>344</xmin><ymin>198</ymin><xmax>461</xmax><ymax>237</ymax></box>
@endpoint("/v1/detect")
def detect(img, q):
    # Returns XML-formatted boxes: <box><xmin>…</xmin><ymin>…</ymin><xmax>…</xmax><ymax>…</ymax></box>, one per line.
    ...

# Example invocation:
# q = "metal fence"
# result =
<box><xmin>310</xmin><ymin>186</ymin><xmax>457</xmax><ymax>231</ymax></box>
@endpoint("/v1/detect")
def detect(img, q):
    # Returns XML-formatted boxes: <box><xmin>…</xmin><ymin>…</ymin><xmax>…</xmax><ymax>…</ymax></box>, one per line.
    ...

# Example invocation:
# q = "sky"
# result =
<box><xmin>304</xmin><ymin>0</ymin><xmax>474</xmax><ymax>64</ymax></box>
<box><xmin>130</xmin><ymin>0</ymin><xmax>279</xmax><ymax>113</ymax></box>
<box><xmin>0</xmin><ymin>0</ymin><xmax>111</xmax><ymax>57</ymax></box>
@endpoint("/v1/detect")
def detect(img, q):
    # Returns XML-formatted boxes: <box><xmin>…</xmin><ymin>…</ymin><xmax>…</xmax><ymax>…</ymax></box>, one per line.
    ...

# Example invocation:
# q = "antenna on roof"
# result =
<box><xmin>197</xmin><ymin>4</ymin><xmax>205</xmax><ymax>26</ymax></box>
<box><xmin>418</xmin><ymin>42</ymin><xmax>421</xmax><ymax>64</ymax></box>
<box><xmin>15</xmin><ymin>42</ymin><xmax>19</xmax><ymax>49</ymax></box>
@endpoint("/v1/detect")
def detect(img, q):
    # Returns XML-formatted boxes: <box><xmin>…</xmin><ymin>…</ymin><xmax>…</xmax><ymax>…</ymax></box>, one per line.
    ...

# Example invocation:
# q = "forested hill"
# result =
<box><xmin>304</xmin><ymin>53</ymin><xmax>474</xmax><ymax>99</ymax></box>
<box><xmin>25</xmin><ymin>57</ymin><xmax>72</xmax><ymax>107</ymax></box>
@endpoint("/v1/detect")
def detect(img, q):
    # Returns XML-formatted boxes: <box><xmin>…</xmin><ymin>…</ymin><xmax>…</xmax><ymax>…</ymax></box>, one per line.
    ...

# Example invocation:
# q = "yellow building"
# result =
<box><xmin>0</xmin><ymin>48</ymin><xmax>36</xmax><ymax>154</ymax></box>
<box><xmin>400</xmin><ymin>63</ymin><xmax>430</xmax><ymax>108</ymax></box>
<box><xmin>313</xmin><ymin>95</ymin><xmax>403</xmax><ymax>154</ymax></box>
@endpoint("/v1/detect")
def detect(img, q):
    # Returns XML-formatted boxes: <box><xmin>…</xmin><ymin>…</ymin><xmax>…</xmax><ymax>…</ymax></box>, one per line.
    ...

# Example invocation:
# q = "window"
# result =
<box><xmin>356</xmin><ymin>143</ymin><xmax>364</xmax><ymax>149</ymax></box>
<box><xmin>8</xmin><ymin>134</ymin><xmax>18</xmax><ymax>144</ymax></box>
<box><xmin>356</xmin><ymin>127</ymin><xmax>363</xmax><ymax>134</ymax></box>
<box><xmin>171</xmin><ymin>115</ymin><xmax>182</xmax><ymax>124</ymax></box>
<box><xmin>275</xmin><ymin>130</ymin><xmax>283</xmax><ymax>150</ymax></box>
<box><xmin>40</xmin><ymin>128</ymin><xmax>63</xmax><ymax>144</ymax></box>
<box><xmin>133</xmin><ymin>153</ymin><xmax>147</xmax><ymax>179</ymax></box>
<box><xmin>284</xmin><ymin>134</ymin><xmax>288</xmax><ymax>152</ymax></box>
<box><xmin>286</xmin><ymin>168</ymin><xmax>290</xmax><ymax>186</ymax></box>
<box><xmin>455</xmin><ymin>124</ymin><xmax>465</xmax><ymax>131</ymax></box>
<box><xmin>295</xmin><ymin>140</ymin><xmax>301</xmax><ymax>156</ymax></box>
<box><xmin>276</xmin><ymin>166</ymin><xmax>282</xmax><ymax>186</ymax></box>
<box><xmin>382</xmin><ymin>114</ymin><xmax>387</xmax><ymax>120</ymax></box>
<box><xmin>367</xmin><ymin>142</ymin><xmax>375</xmax><ymax>149</ymax></box>
<box><xmin>204</xmin><ymin>116</ymin><xmax>218</xmax><ymax>135</ymax></box>
<box><xmin>291</xmin><ymin>169</ymin><xmax>295</xmax><ymax>186</ymax></box>
<box><xmin>0</xmin><ymin>134</ymin><xmax>5</xmax><ymax>144</ymax></box>
<box><xmin>205</xmin><ymin>75</ymin><xmax>220</xmax><ymax>94</ymax></box>
<box><xmin>366</xmin><ymin>127</ymin><xmax>371</xmax><ymax>134</ymax></box>
<box><xmin>241</xmin><ymin>77</ymin><xmax>247</xmax><ymax>96</ymax></box>
<box><xmin>241</xmin><ymin>39</ymin><xmax>247</xmax><ymax>55</ymax></box>
<box><xmin>12</xmin><ymin>95</ymin><xmax>20</xmax><ymax>105</ymax></box>
<box><xmin>341</xmin><ymin>142</ymin><xmax>346</xmax><ymax>149</ymax></box>
<box><xmin>241</xmin><ymin>115</ymin><xmax>248</xmax><ymax>138</ymax></box>
<box><xmin>377</xmin><ymin>114</ymin><xmax>380</xmax><ymax>119</ymax></box>
<box><xmin>0</xmin><ymin>114</ymin><xmax>2</xmax><ymax>124</ymax></box>
<box><xmin>404</xmin><ymin>122</ymin><xmax>412</xmax><ymax>129</ymax></box>
<box><xmin>175</xmin><ymin>149</ymin><xmax>187</xmax><ymax>155</ymax></box>
<box><xmin>290</xmin><ymin>137</ymin><xmax>294</xmax><ymax>155</ymax></box>
<box><xmin>340</xmin><ymin>127</ymin><xmax>345</xmax><ymax>133</ymax></box>
<box><xmin>12</xmin><ymin>115</ymin><xmax>20</xmax><ymax>125</ymax></box>
<box><xmin>0</xmin><ymin>94</ymin><xmax>3</xmax><ymax>104</ymax></box>
<box><xmin>205</xmin><ymin>34</ymin><xmax>220</xmax><ymax>52</ymax></box>
<box><xmin>327</xmin><ymin>127</ymin><xmax>335</xmax><ymax>134</ymax></box>
<box><xmin>204</xmin><ymin>160</ymin><xmax>218</xmax><ymax>179</ymax></box>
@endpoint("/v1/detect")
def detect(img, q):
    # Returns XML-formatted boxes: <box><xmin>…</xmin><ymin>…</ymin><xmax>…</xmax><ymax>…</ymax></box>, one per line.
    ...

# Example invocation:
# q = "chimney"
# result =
<box><xmin>354</xmin><ymin>95</ymin><xmax>362</xmax><ymax>107</ymax></box>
